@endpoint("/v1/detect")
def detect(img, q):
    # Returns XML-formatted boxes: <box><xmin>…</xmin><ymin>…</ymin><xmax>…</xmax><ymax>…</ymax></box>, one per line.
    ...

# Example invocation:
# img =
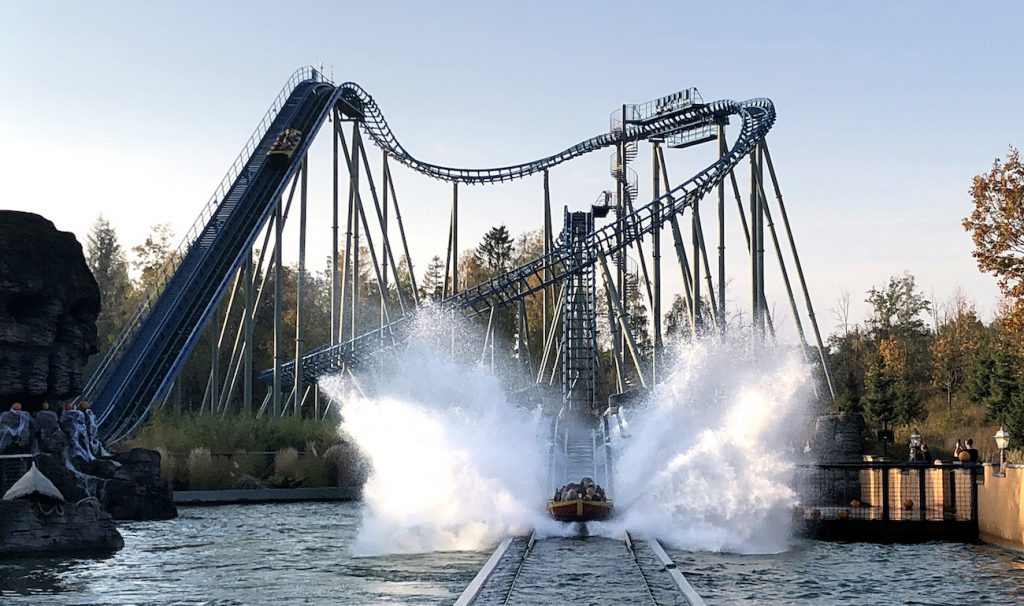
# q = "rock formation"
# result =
<box><xmin>0</xmin><ymin>211</ymin><xmax>175</xmax><ymax>558</ymax></box>
<box><xmin>0</xmin><ymin>211</ymin><xmax>100</xmax><ymax>405</ymax></box>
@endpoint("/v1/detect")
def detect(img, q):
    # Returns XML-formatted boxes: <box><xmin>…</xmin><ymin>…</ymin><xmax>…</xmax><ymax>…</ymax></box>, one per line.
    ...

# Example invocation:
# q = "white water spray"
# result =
<box><xmin>598</xmin><ymin>337</ymin><xmax>813</xmax><ymax>554</ymax></box>
<box><xmin>321</xmin><ymin>313</ymin><xmax>549</xmax><ymax>555</ymax></box>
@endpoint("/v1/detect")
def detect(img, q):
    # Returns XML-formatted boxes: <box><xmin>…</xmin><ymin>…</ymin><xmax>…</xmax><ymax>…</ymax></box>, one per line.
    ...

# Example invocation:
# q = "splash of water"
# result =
<box><xmin>597</xmin><ymin>337</ymin><xmax>813</xmax><ymax>554</ymax></box>
<box><xmin>320</xmin><ymin>312</ymin><xmax>549</xmax><ymax>555</ymax></box>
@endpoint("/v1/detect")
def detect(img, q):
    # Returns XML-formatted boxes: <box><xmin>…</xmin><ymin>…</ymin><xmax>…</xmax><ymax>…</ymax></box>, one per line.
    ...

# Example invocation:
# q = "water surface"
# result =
<box><xmin>0</xmin><ymin>502</ymin><xmax>488</xmax><ymax>605</ymax></box>
<box><xmin>4</xmin><ymin>502</ymin><xmax>1024</xmax><ymax>605</ymax></box>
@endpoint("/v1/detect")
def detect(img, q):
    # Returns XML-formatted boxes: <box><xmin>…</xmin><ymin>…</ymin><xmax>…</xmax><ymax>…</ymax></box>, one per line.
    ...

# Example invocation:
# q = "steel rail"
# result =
<box><xmin>334</xmin><ymin>82</ymin><xmax>722</xmax><ymax>184</ymax></box>
<box><xmin>91</xmin><ymin>66</ymin><xmax>773</xmax><ymax>441</ymax></box>
<box><xmin>266</xmin><ymin>97</ymin><xmax>774</xmax><ymax>387</ymax></box>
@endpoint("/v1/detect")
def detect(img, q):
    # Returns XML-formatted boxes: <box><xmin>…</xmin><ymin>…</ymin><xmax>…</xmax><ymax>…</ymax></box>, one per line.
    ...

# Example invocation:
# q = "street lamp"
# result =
<box><xmin>995</xmin><ymin>427</ymin><xmax>1011</xmax><ymax>476</ymax></box>
<box><xmin>908</xmin><ymin>429</ymin><xmax>922</xmax><ymax>462</ymax></box>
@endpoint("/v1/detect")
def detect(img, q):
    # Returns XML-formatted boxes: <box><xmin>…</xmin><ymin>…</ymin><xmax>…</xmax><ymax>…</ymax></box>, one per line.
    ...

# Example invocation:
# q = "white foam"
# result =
<box><xmin>320</xmin><ymin>312</ymin><xmax>549</xmax><ymax>555</ymax></box>
<box><xmin>599</xmin><ymin>337</ymin><xmax>812</xmax><ymax>554</ymax></box>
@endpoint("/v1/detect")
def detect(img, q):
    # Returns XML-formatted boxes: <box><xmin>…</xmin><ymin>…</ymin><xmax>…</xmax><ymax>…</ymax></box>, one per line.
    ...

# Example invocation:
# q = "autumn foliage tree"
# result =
<box><xmin>964</xmin><ymin>147</ymin><xmax>1024</xmax><ymax>328</ymax></box>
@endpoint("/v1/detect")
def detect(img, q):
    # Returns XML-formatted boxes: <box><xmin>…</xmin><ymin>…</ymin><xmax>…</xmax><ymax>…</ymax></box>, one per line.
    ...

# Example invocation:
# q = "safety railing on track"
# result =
<box><xmin>268</xmin><ymin>98</ymin><xmax>775</xmax><ymax>383</ymax></box>
<box><xmin>85</xmin><ymin>67</ymin><xmax>327</xmax><ymax>422</ymax></box>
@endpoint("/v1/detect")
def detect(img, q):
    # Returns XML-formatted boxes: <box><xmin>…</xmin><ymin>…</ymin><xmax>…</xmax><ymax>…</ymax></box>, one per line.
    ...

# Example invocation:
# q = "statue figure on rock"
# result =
<box><xmin>78</xmin><ymin>401</ymin><xmax>108</xmax><ymax>458</ymax></box>
<box><xmin>59</xmin><ymin>401</ymin><xmax>93</xmax><ymax>461</ymax></box>
<box><xmin>0</xmin><ymin>402</ymin><xmax>35</xmax><ymax>453</ymax></box>
<box><xmin>34</xmin><ymin>401</ymin><xmax>65</xmax><ymax>455</ymax></box>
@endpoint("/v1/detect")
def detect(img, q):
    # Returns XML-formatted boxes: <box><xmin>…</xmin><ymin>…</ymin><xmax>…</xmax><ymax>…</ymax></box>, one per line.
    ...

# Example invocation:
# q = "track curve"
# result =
<box><xmin>88</xmin><ymin>67</ymin><xmax>775</xmax><ymax>442</ymax></box>
<box><xmin>333</xmin><ymin>81</ymin><xmax>733</xmax><ymax>184</ymax></box>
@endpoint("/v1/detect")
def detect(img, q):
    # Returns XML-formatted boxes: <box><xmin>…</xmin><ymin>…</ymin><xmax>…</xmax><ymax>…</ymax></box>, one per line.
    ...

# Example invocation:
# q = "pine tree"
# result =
<box><xmin>85</xmin><ymin>215</ymin><xmax>133</xmax><ymax>352</ymax></box>
<box><xmin>419</xmin><ymin>255</ymin><xmax>445</xmax><ymax>302</ymax></box>
<box><xmin>663</xmin><ymin>294</ymin><xmax>690</xmax><ymax>341</ymax></box>
<box><xmin>863</xmin><ymin>355</ymin><xmax>899</xmax><ymax>429</ymax></box>
<box><xmin>473</xmin><ymin>225</ymin><xmax>514</xmax><ymax>277</ymax></box>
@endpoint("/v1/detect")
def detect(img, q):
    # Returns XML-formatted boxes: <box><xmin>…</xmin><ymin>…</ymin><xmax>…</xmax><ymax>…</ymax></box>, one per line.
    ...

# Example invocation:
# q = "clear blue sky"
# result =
<box><xmin>2</xmin><ymin>1</ymin><xmax>1021</xmax><ymax>335</ymax></box>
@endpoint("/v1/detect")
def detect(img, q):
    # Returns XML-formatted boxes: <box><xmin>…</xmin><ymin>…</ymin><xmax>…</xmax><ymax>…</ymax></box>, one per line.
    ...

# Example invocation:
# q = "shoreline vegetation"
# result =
<box><xmin>119</xmin><ymin>411</ymin><xmax>364</xmax><ymax>491</ymax></box>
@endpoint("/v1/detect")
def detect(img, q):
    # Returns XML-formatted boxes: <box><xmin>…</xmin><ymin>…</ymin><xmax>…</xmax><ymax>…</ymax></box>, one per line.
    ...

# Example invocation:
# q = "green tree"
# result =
<box><xmin>85</xmin><ymin>215</ymin><xmax>133</xmax><ymax>352</ymax></box>
<box><xmin>473</xmin><ymin>225</ymin><xmax>514</xmax><ymax>277</ymax></box>
<box><xmin>624</xmin><ymin>272</ymin><xmax>652</xmax><ymax>362</ymax></box>
<box><xmin>663</xmin><ymin>294</ymin><xmax>690</xmax><ymax>342</ymax></box>
<box><xmin>132</xmin><ymin>223</ymin><xmax>176</xmax><ymax>293</ymax></box>
<box><xmin>930</xmin><ymin>292</ymin><xmax>984</xmax><ymax>408</ymax></box>
<box><xmin>865</xmin><ymin>273</ymin><xmax>931</xmax><ymax>340</ymax></box>
<box><xmin>419</xmin><ymin>255</ymin><xmax>445</xmax><ymax>302</ymax></box>
<box><xmin>828</xmin><ymin>327</ymin><xmax>872</xmax><ymax>414</ymax></box>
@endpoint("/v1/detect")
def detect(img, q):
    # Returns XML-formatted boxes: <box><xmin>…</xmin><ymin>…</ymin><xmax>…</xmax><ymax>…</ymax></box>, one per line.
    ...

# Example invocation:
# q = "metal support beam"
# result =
<box><xmin>717</xmin><ymin>122</ymin><xmax>727</xmax><ymax>331</ymax></box>
<box><xmin>349</xmin><ymin>122</ymin><xmax>362</xmax><ymax>343</ymax></box>
<box><xmin>293</xmin><ymin>156</ymin><xmax>308</xmax><ymax>417</ymax></box>
<box><xmin>543</xmin><ymin>170</ymin><xmax>552</xmax><ymax>340</ymax></box>
<box><xmin>384</xmin><ymin>156</ymin><xmax>420</xmax><ymax>305</ymax></box>
<box><xmin>452</xmin><ymin>183</ymin><xmax>459</xmax><ymax>295</ymax></box>
<box><xmin>331</xmin><ymin>109</ymin><xmax>341</xmax><ymax>345</ymax></box>
<box><xmin>272</xmin><ymin>189</ymin><xmax>284</xmax><ymax>417</ymax></box>
<box><xmin>652</xmin><ymin>141</ymin><xmax>662</xmax><ymax>382</ymax></box>
<box><xmin>243</xmin><ymin>248</ymin><xmax>253</xmax><ymax>414</ymax></box>
<box><xmin>762</xmin><ymin>143</ymin><xmax>837</xmax><ymax>401</ymax></box>
<box><xmin>597</xmin><ymin>250</ymin><xmax>647</xmax><ymax>389</ymax></box>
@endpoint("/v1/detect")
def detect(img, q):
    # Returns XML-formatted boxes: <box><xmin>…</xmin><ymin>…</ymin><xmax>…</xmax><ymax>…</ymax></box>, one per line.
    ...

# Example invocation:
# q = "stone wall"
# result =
<box><xmin>978</xmin><ymin>464</ymin><xmax>1024</xmax><ymax>545</ymax></box>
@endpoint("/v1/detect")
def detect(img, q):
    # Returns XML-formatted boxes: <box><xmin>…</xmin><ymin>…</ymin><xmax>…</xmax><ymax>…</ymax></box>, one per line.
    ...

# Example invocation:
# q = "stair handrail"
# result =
<box><xmin>84</xmin><ymin>67</ymin><xmax>326</xmax><ymax>412</ymax></box>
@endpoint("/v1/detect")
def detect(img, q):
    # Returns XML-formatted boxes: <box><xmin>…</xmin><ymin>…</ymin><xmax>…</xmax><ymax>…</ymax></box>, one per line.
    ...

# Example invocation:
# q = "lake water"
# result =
<box><xmin>2</xmin><ymin>502</ymin><xmax>1024</xmax><ymax>605</ymax></box>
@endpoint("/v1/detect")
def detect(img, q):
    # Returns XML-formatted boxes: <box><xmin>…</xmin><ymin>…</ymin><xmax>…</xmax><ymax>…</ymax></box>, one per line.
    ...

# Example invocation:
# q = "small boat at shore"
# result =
<box><xmin>546</xmin><ymin>498</ymin><xmax>614</xmax><ymax>523</ymax></box>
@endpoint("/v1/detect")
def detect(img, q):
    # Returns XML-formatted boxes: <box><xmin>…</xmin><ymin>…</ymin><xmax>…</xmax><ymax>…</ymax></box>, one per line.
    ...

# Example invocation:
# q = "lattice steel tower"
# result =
<box><xmin>561</xmin><ymin>209</ymin><xmax>599</xmax><ymax>412</ymax></box>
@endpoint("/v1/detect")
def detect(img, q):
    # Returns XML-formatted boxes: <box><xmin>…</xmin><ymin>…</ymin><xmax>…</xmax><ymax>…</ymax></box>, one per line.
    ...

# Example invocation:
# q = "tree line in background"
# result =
<box><xmin>829</xmin><ymin>147</ymin><xmax>1024</xmax><ymax>457</ymax></box>
<box><xmin>84</xmin><ymin>147</ymin><xmax>1024</xmax><ymax>456</ymax></box>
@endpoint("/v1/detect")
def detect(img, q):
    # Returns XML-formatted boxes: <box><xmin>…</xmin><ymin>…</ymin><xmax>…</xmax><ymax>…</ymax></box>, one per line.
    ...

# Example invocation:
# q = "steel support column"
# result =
<box><xmin>717</xmin><ymin>122</ymin><xmax>727</xmax><ymax>331</ymax></box>
<box><xmin>652</xmin><ymin>141</ymin><xmax>662</xmax><ymax>381</ymax></box>
<box><xmin>243</xmin><ymin>248</ymin><xmax>253</xmax><ymax>415</ymax></box>
<box><xmin>293</xmin><ymin>156</ymin><xmax>307</xmax><ymax>417</ymax></box>
<box><xmin>350</xmin><ymin>122</ymin><xmax>361</xmax><ymax>342</ymax></box>
<box><xmin>762</xmin><ymin>143</ymin><xmax>837</xmax><ymax>400</ymax></box>
<box><xmin>272</xmin><ymin>192</ymin><xmax>283</xmax><ymax>417</ymax></box>
<box><xmin>331</xmin><ymin>110</ymin><xmax>340</xmax><ymax>345</ymax></box>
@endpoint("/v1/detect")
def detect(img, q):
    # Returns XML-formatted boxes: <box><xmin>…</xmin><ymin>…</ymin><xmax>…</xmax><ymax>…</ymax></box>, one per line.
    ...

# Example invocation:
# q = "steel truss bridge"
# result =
<box><xmin>80</xmin><ymin>66</ymin><xmax>834</xmax><ymax>451</ymax></box>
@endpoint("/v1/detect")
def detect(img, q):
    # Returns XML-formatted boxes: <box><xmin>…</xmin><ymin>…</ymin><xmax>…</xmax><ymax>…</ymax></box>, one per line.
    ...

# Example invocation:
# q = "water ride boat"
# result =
<box><xmin>546</xmin><ymin>498</ymin><xmax>614</xmax><ymax>523</ymax></box>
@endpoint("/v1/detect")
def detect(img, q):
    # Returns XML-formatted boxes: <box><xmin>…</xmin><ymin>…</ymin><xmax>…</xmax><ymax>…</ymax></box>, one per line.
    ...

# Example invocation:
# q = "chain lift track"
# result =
<box><xmin>82</xmin><ymin>66</ymin><xmax>778</xmax><ymax>442</ymax></box>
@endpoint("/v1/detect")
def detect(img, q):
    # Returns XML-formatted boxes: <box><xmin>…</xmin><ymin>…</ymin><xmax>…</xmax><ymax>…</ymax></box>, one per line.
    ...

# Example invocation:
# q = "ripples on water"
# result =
<box><xmin>3</xmin><ymin>502</ymin><xmax>1024</xmax><ymax>605</ymax></box>
<box><xmin>667</xmin><ymin>540</ymin><xmax>1024</xmax><ymax>605</ymax></box>
<box><xmin>0</xmin><ymin>502</ymin><xmax>488</xmax><ymax>605</ymax></box>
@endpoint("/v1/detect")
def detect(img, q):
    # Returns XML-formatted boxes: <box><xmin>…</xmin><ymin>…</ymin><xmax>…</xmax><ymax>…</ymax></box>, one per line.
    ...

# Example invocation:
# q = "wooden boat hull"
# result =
<box><xmin>546</xmin><ymin>499</ymin><xmax>614</xmax><ymax>522</ymax></box>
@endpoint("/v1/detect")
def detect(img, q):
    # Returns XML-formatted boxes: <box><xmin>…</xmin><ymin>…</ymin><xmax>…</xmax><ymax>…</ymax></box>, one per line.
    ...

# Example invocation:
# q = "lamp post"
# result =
<box><xmin>909</xmin><ymin>429</ymin><xmax>921</xmax><ymax>462</ymax></box>
<box><xmin>995</xmin><ymin>427</ymin><xmax>1011</xmax><ymax>477</ymax></box>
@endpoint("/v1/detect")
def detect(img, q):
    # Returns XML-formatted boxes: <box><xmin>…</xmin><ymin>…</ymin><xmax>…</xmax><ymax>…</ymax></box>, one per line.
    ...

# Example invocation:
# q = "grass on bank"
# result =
<box><xmin>119</xmin><ymin>411</ymin><xmax>365</xmax><ymax>491</ymax></box>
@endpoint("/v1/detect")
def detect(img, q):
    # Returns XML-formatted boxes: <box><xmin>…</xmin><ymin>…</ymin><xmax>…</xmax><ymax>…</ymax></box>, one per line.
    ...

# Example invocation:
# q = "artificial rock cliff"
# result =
<box><xmin>0</xmin><ymin>211</ymin><xmax>100</xmax><ymax>405</ymax></box>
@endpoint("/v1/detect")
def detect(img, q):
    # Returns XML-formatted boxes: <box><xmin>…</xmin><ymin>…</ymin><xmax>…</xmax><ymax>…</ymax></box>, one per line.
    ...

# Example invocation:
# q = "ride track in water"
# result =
<box><xmin>78</xmin><ymin>66</ymin><xmax>784</xmax><ymax>445</ymax></box>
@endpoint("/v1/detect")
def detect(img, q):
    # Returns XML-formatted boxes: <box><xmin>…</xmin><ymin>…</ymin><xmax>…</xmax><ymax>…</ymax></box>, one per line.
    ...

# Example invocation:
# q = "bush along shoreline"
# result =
<box><xmin>118</xmin><ymin>411</ymin><xmax>365</xmax><ymax>491</ymax></box>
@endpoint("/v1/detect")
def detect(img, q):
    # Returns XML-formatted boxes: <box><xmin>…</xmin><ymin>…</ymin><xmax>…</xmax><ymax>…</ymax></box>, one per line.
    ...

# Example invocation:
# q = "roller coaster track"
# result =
<box><xmin>85</xmin><ymin>66</ymin><xmax>773</xmax><ymax>442</ymax></box>
<box><xmin>336</xmin><ymin>82</ymin><xmax>715</xmax><ymax>184</ymax></box>
<box><xmin>266</xmin><ymin>96</ymin><xmax>774</xmax><ymax>388</ymax></box>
